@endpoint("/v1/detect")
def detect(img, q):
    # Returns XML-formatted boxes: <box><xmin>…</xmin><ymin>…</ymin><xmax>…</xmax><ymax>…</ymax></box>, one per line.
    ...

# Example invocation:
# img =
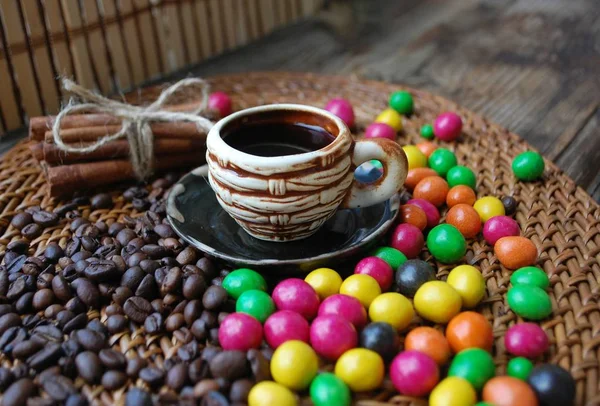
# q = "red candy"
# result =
<box><xmin>505</xmin><ymin>323</ymin><xmax>549</xmax><ymax>358</ymax></box>
<box><xmin>264</xmin><ymin>310</ymin><xmax>310</xmax><ymax>349</ymax></box>
<box><xmin>272</xmin><ymin>279</ymin><xmax>320</xmax><ymax>320</ymax></box>
<box><xmin>310</xmin><ymin>315</ymin><xmax>358</xmax><ymax>360</ymax></box>
<box><xmin>390</xmin><ymin>223</ymin><xmax>424</xmax><ymax>259</ymax></box>
<box><xmin>390</xmin><ymin>350</ymin><xmax>439</xmax><ymax>396</ymax></box>
<box><xmin>354</xmin><ymin>257</ymin><xmax>393</xmax><ymax>291</ymax></box>
<box><xmin>365</xmin><ymin>123</ymin><xmax>396</xmax><ymax>140</ymax></box>
<box><xmin>218</xmin><ymin>313</ymin><xmax>263</xmax><ymax>351</ymax></box>
<box><xmin>483</xmin><ymin>215</ymin><xmax>520</xmax><ymax>246</ymax></box>
<box><xmin>325</xmin><ymin>98</ymin><xmax>355</xmax><ymax>128</ymax></box>
<box><xmin>208</xmin><ymin>92</ymin><xmax>232</xmax><ymax>117</ymax></box>
<box><xmin>318</xmin><ymin>294</ymin><xmax>367</xmax><ymax>330</ymax></box>
<box><xmin>434</xmin><ymin>112</ymin><xmax>463</xmax><ymax>141</ymax></box>
<box><xmin>406</xmin><ymin>198</ymin><xmax>440</xmax><ymax>229</ymax></box>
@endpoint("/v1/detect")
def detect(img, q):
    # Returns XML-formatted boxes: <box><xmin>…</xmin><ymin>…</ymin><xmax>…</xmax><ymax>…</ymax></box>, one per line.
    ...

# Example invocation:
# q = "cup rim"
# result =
<box><xmin>206</xmin><ymin>103</ymin><xmax>350</xmax><ymax>169</ymax></box>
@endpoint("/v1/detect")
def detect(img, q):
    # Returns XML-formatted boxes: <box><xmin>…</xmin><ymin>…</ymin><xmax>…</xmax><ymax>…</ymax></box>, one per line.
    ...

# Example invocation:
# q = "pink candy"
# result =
<box><xmin>365</xmin><ymin>123</ymin><xmax>396</xmax><ymax>140</ymax></box>
<box><xmin>505</xmin><ymin>322</ymin><xmax>549</xmax><ymax>358</ymax></box>
<box><xmin>433</xmin><ymin>112</ymin><xmax>463</xmax><ymax>141</ymax></box>
<box><xmin>390</xmin><ymin>223</ymin><xmax>424</xmax><ymax>259</ymax></box>
<box><xmin>218</xmin><ymin>313</ymin><xmax>263</xmax><ymax>351</ymax></box>
<box><xmin>354</xmin><ymin>256</ymin><xmax>393</xmax><ymax>291</ymax></box>
<box><xmin>483</xmin><ymin>215</ymin><xmax>520</xmax><ymax>246</ymax></box>
<box><xmin>407</xmin><ymin>198</ymin><xmax>440</xmax><ymax>229</ymax></box>
<box><xmin>325</xmin><ymin>98</ymin><xmax>355</xmax><ymax>128</ymax></box>
<box><xmin>272</xmin><ymin>278</ymin><xmax>320</xmax><ymax>320</ymax></box>
<box><xmin>390</xmin><ymin>350</ymin><xmax>439</xmax><ymax>396</ymax></box>
<box><xmin>310</xmin><ymin>315</ymin><xmax>358</xmax><ymax>360</ymax></box>
<box><xmin>318</xmin><ymin>294</ymin><xmax>367</xmax><ymax>330</ymax></box>
<box><xmin>208</xmin><ymin>92</ymin><xmax>232</xmax><ymax>117</ymax></box>
<box><xmin>264</xmin><ymin>310</ymin><xmax>310</xmax><ymax>349</ymax></box>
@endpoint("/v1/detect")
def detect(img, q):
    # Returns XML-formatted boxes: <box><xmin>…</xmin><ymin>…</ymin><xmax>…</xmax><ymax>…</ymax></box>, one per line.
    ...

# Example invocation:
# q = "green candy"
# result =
<box><xmin>510</xmin><ymin>266</ymin><xmax>550</xmax><ymax>290</ymax></box>
<box><xmin>512</xmin><ymin>151</ymin><xmax>545</xmax><ymax>181</ymax></box>
<box><xmin>370</xmin><ymin>246</ymin><xmax>407</xmax><ymax>270</ymax></box>
<box><xmin>446</xmin><ymin>165</ymin><xmax>476</xmax><ymax>189</ymax></box>
<box><xmin>475</xmin><ymin>403</ymin><xmax>494</xmax><ymax>406</ymax></box>
<box><xmin>507</xmin><ymin>285</ymin><xmax>552</xmax><ymax>320</ymax></box>
<box><xmin>310</xmin><ymin>373</ymin><xmax>352</xmax><ymax>406</ymax></box>
<box><xmin>389</xmin><ymin>91</ymin><xmax>413</xmax><ymax>115</ymax></box>
<box><xmin>428</xmin><ymin>148</ymin><xmax>457</xmax><ymax>177</ymax></box>
<box><xmin>448</xmin><ymin>348</ymin><xmax>495</xmax><ymax>391</ymax></box>
<box><xmin>420</xmin><ymin>124</ymin><xmax>434</xmax><ymax>139</ymax></box>
<box><xmin>507</xmin><ymin>357</ymin><xmax>534</xmax><ymax>380</ymax></box>
<box><xmin>236</xmin><ymin>289</ymin><xmax>275</xmax><ymax>323</ymax></box>
<box><xmin>426</xmin><ymin>224</ymin><xmax>466</xmax><ymax>263</ymax></box>
<box><xmin>222</xmin><ymin>268</ymin><xmax>267</xmax><ymax>299</ymax></box>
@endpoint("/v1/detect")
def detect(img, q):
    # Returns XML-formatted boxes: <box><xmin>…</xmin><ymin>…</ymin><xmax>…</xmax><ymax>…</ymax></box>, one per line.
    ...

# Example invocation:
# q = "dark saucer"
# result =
<box><xmin>167</xmin><ymin>168</ymin><xmax>399</xmax><ymax>274</ymax></box>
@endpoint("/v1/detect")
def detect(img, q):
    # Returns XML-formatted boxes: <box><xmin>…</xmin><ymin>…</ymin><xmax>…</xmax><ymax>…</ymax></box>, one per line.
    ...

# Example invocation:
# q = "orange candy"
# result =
<box><xmin>405</xmin><ymin>168</ymin><xmax>438</xmax><ymax>191</ymax></box>
<box><xmin>483</xmin><ymin>376</ymin><xmax>539</xmax><ymax>406</ymax></box>
<box><xmin>445</xmin><ymin>204</ymin><xmax>482</xmax><ymax>239</ymax></box>
<box><xmin>445</xmin><ymin>311</ymin><xmax>494</xmax><ymax>353</ymax></box>
<box><xmin>446</xmin><ymin>185</ymin><xmax>477</xmax><ymax>207</ymax></box>
<box><xmin>404</xmin><ymin>326</ymin><xmax>451</xmax><ymax>366</ymax></box>
<box><xmin>413</xmin><ymin>176</ymin><xmax>449</xmax><ymax>207</ymax></box>
<box><xmin>416</xmin><ymin>141</ymin><xmax>438</xmax><ymax>158</ymax></box>
<box><xmin>400</xmin><ymin>204</ymin><xmax>427</xmax><ymax>230</ymax></box>
<box><xmin>494</xmin><ymin>236</ymin><xmax>538</xmax><ymax>269</ymax></box>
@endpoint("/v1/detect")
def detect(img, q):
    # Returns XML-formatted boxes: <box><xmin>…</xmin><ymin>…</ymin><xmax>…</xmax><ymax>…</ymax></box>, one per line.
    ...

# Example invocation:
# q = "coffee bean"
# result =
<box><xmin>196</xmin><ymin>257</ymin><xmax>217</xmax><ymax>280</ymax></box>
<box><xmin>190</xmin><ymin>318</ymin><xmax>208</xmax><ymax>340</ymax></box>
<box><xmin>80</xmin><ymin>236</ymin><xmax>99</xmax><ymax>252</ymax></box>
<box><xmin>11</xmin><ymin>212</ymin><xmax>33</xmax><ymax>230</ymax></box>
<box><xmin>0</xmin><ymin>271</ymin><xmax>7</xmax><ymax>297</ymax></box>
<box><xmin>12</xmin><ymin>340</ymin><xmax>43</xmax><ymax>360</ymax></box>
<box><xmin>110</xmin><ymin>286</ymin><xmax>131</xmax><ymax>306</ymax></box>
<box><xmin>193</xmin><ymin>379</ymin><xmax>219</xmax><ymax>398</ymax></box>
<box><xmin>44</xmin><ymin>304</ymin><xmax>63</xmax><ymax>319</ymax></box>
<box><xmin>176</xmin><ymin>339</ymin><xmax>200</xmax><ymax>362</ymax></box>
<box><xmin>27</xmin><ymin>342</ymin><xmax>64</xmax><ymax>371</ymax></box>
<box><xmin>161</xmin><ymin>267</ymin><xmax>183</xmax><ymax>295</ymax></box>
<box><xmin>101</xmin><ymin>370</ymin><xmax>127</xmax><ymax>390</ymax></box>
<box><xmin>132</xmin><ymin>198</ymin><xmax>150</xmax><ymax>211</ymax></box>
<box><xmin>64</xmin><ymin>239</ymin><xmax>82</xmax><ymax>258</ymax></box>
<box><xmin>247</xmin><ymin>349</ymin><xmax>271</xmax><ymax>382</ymax></box>
<box><xmin>209</xmin><ymin>351</ymin><xmax>249</xmax><ymax>381</ymax></box>
<box><xmin>7</xmin><ymin>240</ymin><xmax>29</xmax><ymax>254</ymax></box>
<box><xmin>65</xmin><ymin>394</ymin><xmax>88</xmax><ymax>406</ymax></box>
<box><xmin>33</xmin><ymin>324</ymin><xmax>63</xmax><ymax>342</ymax></box>
<box><xmin>127</xmin><ymin>251</ymin><xmax>147</xmax><ymax>268</ymax></box>
<box><xmin>51</xmin><ymin>275</ymin><xmax>72</xmax><ymax>302</ymax></box>
<box><xmin>141</xmin><ymin>244</ymin><xmax>168</xmax><ymax>259</ymax></box>
<box><xmin>176</xmin><ymin>247</ymin><xmax>198</xmax><ymax>266</ymax></box>
<box><xmin>37</xmin><ymin>273</ymin><xmax>54</xmax><ymax>290</ymax></box>
<box><xmin>106</xmin><ymin>315</ymin><xmax>128</xmax><ymax>334</ymax></box>
<box><xmin>74</xmin><ymin>278</ymin><xmax>100</xmax><ymax>308</ymax></box>
<box><xmin>42</xmin><ymin>375</ymin><xmax>76</xmax><ymax>401</ymax></box>
<box><xmin>202</xmin><ymin>286</ymin><xmax>227</xmax><ymax>310</ymax></box>
<box><xmin>135</xmin><ymin>274</ymin><xmax>157</xmax><ymax>300</ymax></box>
<box><xmin>54</xmin><ymin>202</ymin><xmax>78</xmax><ymax>217</ymax></box>
<box><xmin>32</xmin><ymin>211</ymin><xmax>59</xmax><ymax>227</ymax></box>
<box><xmin>7</xmin><ymin>278</ymin><xmax>26</xmax><ymax>300</ymax></box>
<box><xmin>75</xmin><ymin>351</ymin><xmax>103</xmax><ymax>384</ymax></box>
<box><xmin>61</xmin><ymin>339</ymin><xmax>82</xmax><ymax>358</ymax></box>
<box><xmin>63</xmin><ymin>313</ymin><xmax>88</xmax><ymax>334</ymax></box>
<box><xmin>26</xmin><ymin>397</ymin><xmax>55</xmax><ymax>406</ymax></box>
<box><xmin>124</xmin><ymin>296</ymin><xmax>152</xmax><ymax>324</ymax></box>
<box><xmin>126</xmin><ymin>357</ymin><xmax>147</xmax><ymax>378</ymax></box>
<box><xmin>0</xmin><ymin>304</ymin><xmax>13</xmax><ymax>318</ymax></box>
<box><xmin>139</xmin><ymin>259</ymin><xmax>159</xmax><ymax>274</ymax></box>
<box><xmin>230</xmin><ymin>379</ymin><xmax>253</xmax><ymax>403</ymax></box>
<box><xmin>37</xmin><ymin>366</ymin><xmax>60</xmax><ymax>384</ymax></box>
<box><xmin>125</xmin><ymin>387</ymin><xmax>152</xmax><ymax>406</ymax></box>
<box><xmin>139</xmin><ymin>366</ymin><xmax>164</xmax><ymax>387</ymax></box>
<box><xmin>162</xmin><ymin>238</ymin><xmax>183</xmax><ymax>252</ymax></box>
<box><xmin>74</xmin><ymin>260</ymin><xmax>89</xmax><ymax>274</ymax></box>
<box><xmin>10</xmin><ymin>364</ymin><xmax>29</xmax><ymax>382</ymax></box>
<box><xmin>0</xmin><ymin>313</ymin><xmax>21</xmax><ymax>335</ymax></box>
<box><xmin>144</xmin><ymin>313</ymin><xmax>164</xmax><ymax>334</ymax></box>
<box><xmin>74</xmin><ymin>329</ymin><xmax>106</xmax><ymax>352</ymax></box>
<box><xmin>64</xmin><ymin>296</ymin><xmax>85</xmax><ymax>314</ymax></box>
<box><xmin>98</xmin><ymin>349</ymin><xmax>126</xmax><ymax>370</ymax></box>
<box><xmin>165</xmin><ymin>313</ymin><xmax>185</xmax><ymax>332</ymax></box>
<box><xmin>183</xmin><ymin>274</ymin><xmax>207</xmax><ymax>300</ymax></box>
<box><xmin>15</xmin><ymin>292</ymin><xmax>34</xmax><ymax>314</ymax></box>
<box><xmin>86</xmin><ymin>318</ymin><xmax>108</xmax><ymax>338</ymax></box>
<box><xmin>160</xmin><ymin>257</ymin><xmax>178</xmax><ymax>268</ymax></box>
<box><xmin>120</xmin><ymin>267</ymin><xmax>144</xmax><ymax>291</ymax></box>
<box><xmin>124</xmin><ymin>186</ymin><xmax>148</xmax><ymax>202</ymax></box>
<box><xmin>154</xmin><ymin>224</ymin><xmax>175</xmax><ymax>238</ymax></box>
<box><xmin>70</xmin><ymin>218</ymin><xmax>88</xmax><ymax>232</ymax></box>
<box><xmin>166</xmin><ymin>363</ymin><xmax>188</xmax><ymax>391</ymax></box>
<box><xmin>42</xmin><ymin>243</ymin><xmax>64</xmax><ymax>263</ymax></box>
<box><xmin>91</xmin><ymin>193</ymin><xmax>113</xmax><ymax>210</ymax></box>
<box><xmin>200</xmin><ymin>310</ymin><xmax>218</xmax><ymax>329</ymax></box>
<box><xmin>7</xmin><ymin>255</ymin><xmax>27</xmax><ymax>275</ymax></box>
<box><xmin>184</xmin><ymin>300</ymin><xmax>203</xmax><ymax>326</ymax></box>
<box><xmin>0</xmin><ymin>367</ymin><xmax>14</xmax><ymax>391</ymax></box>
<box><xmin>201</xmin><ymin>391</ymin><xmax>229</xmax><ymax>406</ymax></box>
<box><xmin>2</xmin><ymin>378</ymin><xmax>36</xmax><ymax>406</ymax></box>
<box><xmin>116</xmin><ymin>229</ymin><xmax>137</xmax><ymax>246</ymax></box>
<box><xmin>32</xmin><ymin>288</ymin><xmax>55</xmax><ymax>310</ymax></box>
<box><xmin>84</xmin><ymin>260</ymin><xmax>118</xmax><ymax>282</ymax></box>
<box><xmin>105</xmin><ymin>304</ymin><xmax>123</xmax><ymax>316</ymax></box>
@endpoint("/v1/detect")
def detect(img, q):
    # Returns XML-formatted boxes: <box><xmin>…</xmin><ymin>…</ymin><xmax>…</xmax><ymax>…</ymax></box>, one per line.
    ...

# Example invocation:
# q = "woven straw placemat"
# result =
<box><xmin>0</xmin><ymin>72</ymin><xmax>599</xmax><ymax>405</ymax></box>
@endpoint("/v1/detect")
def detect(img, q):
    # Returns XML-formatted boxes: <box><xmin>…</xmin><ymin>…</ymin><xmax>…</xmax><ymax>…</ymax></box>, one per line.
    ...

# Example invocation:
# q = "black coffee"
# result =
<box><xmin>223</xmin><ymin>122</ymin><xmax>335</xmax><ymax>157</ymax></box>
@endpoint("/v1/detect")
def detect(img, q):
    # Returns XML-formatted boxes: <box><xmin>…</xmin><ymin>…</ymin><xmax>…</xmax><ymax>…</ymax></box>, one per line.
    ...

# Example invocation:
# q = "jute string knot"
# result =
<box><xmin>52</xmin><ymin>77</ymin><xmax>215</xmax><ymax>180</ymax></box>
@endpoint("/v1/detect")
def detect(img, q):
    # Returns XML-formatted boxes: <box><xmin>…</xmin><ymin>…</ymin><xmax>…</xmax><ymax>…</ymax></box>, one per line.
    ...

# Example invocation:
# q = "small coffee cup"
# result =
<box><xmin>203</xmin><ymin>104</ymin><xmax>408</xmax><ymax>242</ymax></box>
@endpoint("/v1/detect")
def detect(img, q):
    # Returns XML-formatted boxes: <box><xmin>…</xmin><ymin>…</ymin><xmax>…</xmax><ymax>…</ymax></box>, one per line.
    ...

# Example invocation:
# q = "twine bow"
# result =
<box><xmin>52</xmin><ymin>77</ymin><xmax>215</xmax><ymax>180</ymax></box>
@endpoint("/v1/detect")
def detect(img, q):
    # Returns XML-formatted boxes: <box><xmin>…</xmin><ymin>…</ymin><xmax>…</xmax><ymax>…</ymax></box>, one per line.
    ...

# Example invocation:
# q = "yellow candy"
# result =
<box><xmin>305</xmin><ymin>268</ymin><xmax>342</xmax><ymax>300</ymax></box>
<box><xmin>473</xmin><ymin>196</ymin><xmax>505</xmax><ymax>222</ymax></box>
<box><xmin>334</xmin><ymin>348</ymin><xmax>384</xmax><ymax>392</ymax></box>
<box><xmin>271</xmin><ymin>340</ymin><xmax>318</xmax><ymax>390</ymax></box>
<box><xmin>429</xmin><ymin>377</ymin><xmax>477</xmax><ymax>406</ymax></box>
<box><xmin>375</xmin><ymin>108</ymin><xmax>403</xmax><ymax>131</ymax></box>
<box><xmin>339</xmin><ymin>274</ymin><xmax>381</xmax><ymax>308</ymax></box>
<box><xmin>402</xmin><ymin>145</ymin><xmax>428</xmax><ymax>170</ymax></box>
<box><xmin>368</xmin><ymin>292</ymin><xmax>414</xmax><ymax>331</ymax></box>
<box><xmin>248</xmin><ymin>381</ymin><xmax>298</xmax><ymax>406</ymax></box>
<box><xmin>447</xmin><ymin>265</ymin><xmax>486</xmax><ymax>308</ymax></box>
<box><xmin>414</xmin><ymin>281</ymin><xmax>462</xmax><ymax>323</ymax></box>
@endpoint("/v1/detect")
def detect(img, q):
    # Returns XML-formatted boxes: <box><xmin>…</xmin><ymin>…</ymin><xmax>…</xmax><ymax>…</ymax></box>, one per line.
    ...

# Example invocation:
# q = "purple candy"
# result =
<box><xmin>483</xmin><ymin>215</ymin><xmax>520</xmax><ymax>246</ymax></box>
<box><xmin>272</xmin><ymin>279</ymin><xmax>320</xmax><ymax>320</ymax></box>
<box><xmin>208</xmin><ymin>92</ymin><xmax>232</xmax><ymax>117</ymax></box>
<box><xmin>407</xmin><ymin>198</ymin><xmax>440</xmax><ymax>229</ymax></box>
<box><xmin>390</xmin><ymin>223</ymin><xmax>424</xmax><ymax>259</ymax></box>
<box><xmin>325</xmin><ymin>98</ymin><xmax>355</xmax><ymax>128</ymax></box>
<box><xmin>365</xmin><ymin>123</ymin><xmax>396</xmax><ymax>140</ymax></box>
<box><xmin>505</xmin><ymin>322</ymin><xmax>549</xmax><ymax>358</ymax></box>
<box><xmin>354</xmin><ymin>256</ymin><xmax>393</xmax><ymax>291</ymax></box>
<box><xmin>310</xmin><ymin>315</ymin><xmax>357</xmax><ymax>360</ymax></box>
<box><xmin>433</xmin><ymin>112</ymin><xmax>462</xmax><ymax>141</ymax></box>
<box><xmin>318</xmin><ymin>294</ymin><xmax>367</xmax><ymax>330</ymax></box>
<box><xmin>390</xmin><ymin>350</ymin><xmax>439</xmax><ymax>396</ymax></box>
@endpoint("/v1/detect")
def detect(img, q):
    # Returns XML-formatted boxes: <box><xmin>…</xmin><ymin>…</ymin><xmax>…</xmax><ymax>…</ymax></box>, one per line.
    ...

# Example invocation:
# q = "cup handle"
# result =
<box><xmin>340</xmin><ymin>138</ymin><xmax>408</xmax><ymax>209</ymax></box>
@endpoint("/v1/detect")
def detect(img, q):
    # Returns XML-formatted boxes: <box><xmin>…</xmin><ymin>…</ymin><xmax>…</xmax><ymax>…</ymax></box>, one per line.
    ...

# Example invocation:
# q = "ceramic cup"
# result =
<box><xmin>203</xmin><ymin>103</ymin><xmax>408</xmax><ymax>242</ymax></box>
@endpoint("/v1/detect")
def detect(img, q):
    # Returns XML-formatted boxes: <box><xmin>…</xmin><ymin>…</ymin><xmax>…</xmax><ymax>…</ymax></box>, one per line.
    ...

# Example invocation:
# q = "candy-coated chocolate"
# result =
<box><xmin>400</xmin><ymin>204</ymin><xmax>428</xmax><ymax>230</ymax></box>
<box><xmin>507</xmin><ymin>285</ymin><xmax>552</xmax><ymax>320</ymax></box>
<box><xmin>483</xmin><ymin>376</ymin><xmax>538</xmax><ymax>406</ymax></box>
<box><xmin>334</xmin><ymin>348</ymin><xmax>384</xmax><ymax>392</ymax></box>
<box><xmin>309</xmin><ymin>373</ymin><xmax>351</xmax><ymax>406</ymax></box>
<box><xmin>494</xmin><ymin>236</ymin><xmax>538</xmax><ymax>269</ymax></box>
<box><xmin>364</xmin><ymin>122</ymin><xmax>396</xmax><ymax>140</ymax></box>
<box><xmin>433</xmin><ymin>112</ymin><xmax>463</xmax><ymax>141</ymax></box>
<box><xmin>446</xmin><ymin>312</ymin><xmax>494</xmax><ymax>352</ymax></box>
<box><xmin>390</xmin><ymin>350</ymin><xmax>439</xmax><ymax>396</ymax></box>
<box><xmin>507</xmin><ymin>357</ymin><xmax>534</xmax><ymax>380</ymax></box>
<box><xmin>414</xmin><ymin>281</ymin><xmax>462</xmax><ymax>323</ymax></box>
<box><xmin>223</xmin><ymin>268</ymin><xmax>267</xmax><ymax>299</ymax></box>
<box><xmin>416</xmin><ymin>141</ymin><xmax>438</xmax><ymax>157</ymax></box>
<box><xmin>389</xmin><ymin>91</ymin><xmax>413</xmax><ymax>114</ymax></box>
<box><xmin>446</xmin><ymin>265</ymin><xmax>486</xmax><ymax>308</ymax></box>
<box><xmin>446</xmin><ymin>165</ymin><xmax>477</xmax><ymax>189</ymax></box>
<box><xmin>368</xmin><ymin>292</ymin><xmax>414</xmax><ymax>331</ymax></box>
<box><xmin>428</xmin><ymin>148</ymin><xmax>458</xmax><ymax>177</ymax></box>
<box><xmin>510</xmin><ymin>266</ymin><xmax>550</xmax><ymax>290</ymax></box>
<box><xmin>402</xmin><ymin>145</ymin><xmax>427</xmax><ymax>170</ymax></box>
<box><xmin>370</xmin><ymin>246</ymin><xmax>407</xmax><ymax>270</ymax></box>
<box><xmin>405</xmin><ymin>168</ymin><xmax>439</xmax><ymax>191</ymax></box>
<box><xmin>390</xmin><ymin>223</ymin><xmax>425</xmax><ymax>259</ymax></box>
<box><xmin>512</xmin><ymin>151</ymin><xmax>545</xmax><ymax>181</ymax></box>
<box><xmin>395</xmin><ymin>259</ymin><xmax>436</xmax><ymax>297</ymax></box>
<box><xmin>236</xmin><ymin>289</ymin><xmax>275</xmax><ymax>323</ymax></box>
<box><xmin>447</xmin><ymin>185</ymin><xmax>477</xmax><ymax>207</ymax></box>
<box><xmin>318</xmin><ymin>294</ymin><xmax>367</xmax><ymax>330</ymax></box>
<box><xmin>413</xmin><ymin>176</ymin><xmax>449</xmax><ymax>207</ymax></box>
<box><xmin>325</xmin><ymin>98</ymin><xmax>355</xmax><ymax>128</ymax></box>
<box><xmin>272</xmin><ymin>279</ymin><xmax>320</xmax><ymax>320</ymax></box>
<box><xmin>445</xmin><ymin>204</ymin><xmax>482</xmax><ymax>239</ymax></box>
<box><xmin>475</xmin><ymin>403</ymin><xmax>495</xmax><ymax>406</ymax></box>
<box><xmin>448</xmin><ymin>348</ymin><xmax>496</xmax><ymax>390</ymax></box>
<box><xmin>474</xmin><ymin>196</ymin><xmax>506</xmax><ymax>222</ymax></box>
<box><xmin>219</xmin><ymin>313</ymin><xmax>263</xmax><ymax>351</ymax></box>
<box><xmin>420</xmin><ymin>124</ymin><xmax>434</xmax><ymax>139</ymax></box>
<box><xmin>354</xmin><ymin>257</ymin><xmax>393</xmax><ymax>291</ymax></box>
<box><xmin>359</xmin><ymin>322</ymin><xmax>400</xmax><ymax>361</ymax></box>
<box><xmin>208</xmin><ymin>91</ymin><xmax>232</xmax><ymax>117</ymax></box>
<box><xmin>429</xmin><ymin>377</ymin><xmax>477</xmax><ymax>406</ymax></box>
<box><xmin>339</xmin><ymin>274</ymin><xmax>381</xmax><ymax>308</ymax></box>
<box><xmin>404</xmin><ymin>326</ymin><xmax>450</xmax><ymax>366</ymax></box>
<box><xmin>248</xmin><ymin>381</ymin><xmax>297</xmax><ymax>406</ymax></box>
<box><xmin>305</xmin><ymin>268</ymin><xmax>343</xmax><ymax>300</ymax></box>
<box><xmin>264</xmin><ymin>310</ymin><xmax>310</xmax><ymax>349</ymax></box>
<box><xmin>505</xmin><ymin>323</ymin><xmax>549</xmax><ymax>358</ymax></box>
<box><xmin>427</xmin><ymin>224</ymin><xmax>466</xmax><ymax>263</ymax></box>
<box><xmin>501</xmin><ymin>195</ymin><xmax>518</xmax><ymax>216</ymax></box>
<box><xmin>376</xmin><ymin>108</ymin><xmax>403</xmax><ymax>131</ymax></box>
<box><xmin>271</xmin><ymin>340</ymin><xmax>319</xmax><ymax>390</ymax></box>
<box><xmin>483</xmin><ymin>215</ymin><xmax>520</xmax><ymax>245</ymax></box>
<box><xmin>310</xmin><ymin>315</ymin><xmax>357</xmax><ymax>360</ymax></box>
<box><xmin>407</xmin><ymin>198</ymin><xmax>441</xmax><ymax>229</ymax></box>
<box><xmin>527</xmin><ymin>364</ymin><xmax>576</xmax><ymax>406</ymax></box>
